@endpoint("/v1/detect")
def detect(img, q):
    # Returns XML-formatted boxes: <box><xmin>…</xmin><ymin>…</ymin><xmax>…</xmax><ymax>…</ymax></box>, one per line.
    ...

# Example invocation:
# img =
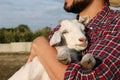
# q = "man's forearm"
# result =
<box><xmin>33</xmin><ymin>37</ymin><xmax>67</xmax><ymax>80</ymax></box>
<box><xmin>37</xmin><ymin>46</ymin><xmax>67</xmax><ymax>80</ymax></box>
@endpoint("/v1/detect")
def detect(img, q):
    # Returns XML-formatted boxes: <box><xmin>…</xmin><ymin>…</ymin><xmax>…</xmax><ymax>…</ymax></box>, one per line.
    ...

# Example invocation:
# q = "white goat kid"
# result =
<box><xmin>9</xmin><ymin>19</ymin><xmax>96</xmax><ymax>80</ymax></box>
<box><xmin>50</xmin><ymin>19</ymin><xmax>96</xmax><ymax>68</ymax></box>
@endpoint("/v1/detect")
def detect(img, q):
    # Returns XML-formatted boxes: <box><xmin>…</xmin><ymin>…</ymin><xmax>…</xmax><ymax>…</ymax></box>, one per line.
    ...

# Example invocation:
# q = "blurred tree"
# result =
<box><xmin>33</xmin><ymin>26</ymin><xmax>51</xmax><ymax>39</ymax></box>
<box><xmin>0</xmin><ymin>25</ymin><xmax>51</xmax><ymax>43</ymax></box>
<box><xmin>0</xmin><ymin>30</ymin><xmax>5</xmax><ymax>43</ymax></box>
<box><xmin>14</xmin><ymin>24</ymin><xmax>33</xmax><ymax>42</ymax></box>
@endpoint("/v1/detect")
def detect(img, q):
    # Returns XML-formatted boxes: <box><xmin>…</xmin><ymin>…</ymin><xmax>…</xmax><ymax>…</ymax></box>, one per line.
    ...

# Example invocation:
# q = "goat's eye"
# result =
<box><xmin>62</xmin><ymin>30</ymin><xmax>68</xmax><ymax>34</ymax></box>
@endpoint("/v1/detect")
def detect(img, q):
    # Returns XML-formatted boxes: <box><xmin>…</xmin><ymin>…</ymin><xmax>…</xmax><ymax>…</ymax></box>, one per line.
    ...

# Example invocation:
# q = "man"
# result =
<box><xmin>27</xmin><ymin>0</ymin><xmax>120</xmax><ymax>80</ymax></box>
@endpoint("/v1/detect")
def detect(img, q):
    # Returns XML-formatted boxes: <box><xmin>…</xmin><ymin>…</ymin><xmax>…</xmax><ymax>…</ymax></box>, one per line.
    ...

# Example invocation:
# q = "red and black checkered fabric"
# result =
<box><xmin>64</xmin><ymin>4</ymin><xmax>120</xmax><ymax>80</ymax></box>
<box><xmin>48</xmin><ymin>4</ymin><xmax>120</xmax><ymax>80</ymax></box>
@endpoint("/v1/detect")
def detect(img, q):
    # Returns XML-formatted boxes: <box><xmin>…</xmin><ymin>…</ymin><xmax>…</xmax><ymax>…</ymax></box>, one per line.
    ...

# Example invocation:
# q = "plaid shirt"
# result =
<box><xmin>49</xmin><ymin>4</ymin><xmax>120</xmax><ymax>80</ymax></box>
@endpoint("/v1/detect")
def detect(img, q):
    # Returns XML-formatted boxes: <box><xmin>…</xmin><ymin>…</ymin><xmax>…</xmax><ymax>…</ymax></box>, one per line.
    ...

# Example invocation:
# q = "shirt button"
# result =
<box><xmin>90</xmin><ymin>27</ymin><xmax>93</xmax><ymax>29</ymax></box>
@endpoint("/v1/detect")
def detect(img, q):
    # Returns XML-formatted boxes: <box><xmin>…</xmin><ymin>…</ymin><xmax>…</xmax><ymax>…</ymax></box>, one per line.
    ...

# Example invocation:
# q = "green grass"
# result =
<box><xmin>0</xmin><ymin>53</ymin><xmax>29</xmax><ymax>80</ymax></box>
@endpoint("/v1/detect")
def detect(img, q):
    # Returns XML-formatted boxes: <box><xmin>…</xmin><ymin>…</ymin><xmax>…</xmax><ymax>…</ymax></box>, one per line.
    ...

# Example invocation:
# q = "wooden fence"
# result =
<box><xmin>0</xmin><ymin>42</ymin><xmax>32</xmax><ymax>53</ymax></box>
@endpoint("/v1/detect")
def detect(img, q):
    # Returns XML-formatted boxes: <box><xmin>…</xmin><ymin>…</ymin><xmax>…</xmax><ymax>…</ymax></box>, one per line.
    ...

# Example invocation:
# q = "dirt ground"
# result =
<box><xmin>0</xmin><ymin>53</ymin><xmax>29</xmax><ymax>80</ymax></box>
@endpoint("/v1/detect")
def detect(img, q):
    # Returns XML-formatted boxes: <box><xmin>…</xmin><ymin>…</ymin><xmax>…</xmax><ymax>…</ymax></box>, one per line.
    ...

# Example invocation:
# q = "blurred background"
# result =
<box><xmin>0</xmin><ymin>0</ymin><xmax>120</xmax><ymax>80</ymax></box>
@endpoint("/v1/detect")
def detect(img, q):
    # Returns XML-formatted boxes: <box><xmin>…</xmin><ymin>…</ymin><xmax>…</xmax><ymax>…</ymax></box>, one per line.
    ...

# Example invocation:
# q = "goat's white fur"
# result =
<box><xmin>9</xmin><ymin>18</ymin><xmax>96</xmax><ymax>80</ymax></box>
<box><xmin>50</xmin><ymin>19</ymin><xmax>87</xmax><ymax>51</ymax></box>
<box><xmin>50</xmin><ymin>19</ymin><xmax>88</xmax><ymax>65</ymax></box>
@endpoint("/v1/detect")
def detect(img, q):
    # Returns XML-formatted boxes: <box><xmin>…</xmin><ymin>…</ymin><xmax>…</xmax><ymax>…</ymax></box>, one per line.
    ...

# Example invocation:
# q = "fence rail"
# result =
<box><xmin>0</xmin><ymin>42</ymin><xmax>32</xmax><ymax>53</ymax></box>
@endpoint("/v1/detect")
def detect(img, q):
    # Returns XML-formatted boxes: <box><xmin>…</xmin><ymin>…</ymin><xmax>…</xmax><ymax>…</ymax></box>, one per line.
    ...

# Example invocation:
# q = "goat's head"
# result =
<box><xmin>50</xmin><ymin>19</ymin><xmax>88</xmax><ymax>51</ymax></box>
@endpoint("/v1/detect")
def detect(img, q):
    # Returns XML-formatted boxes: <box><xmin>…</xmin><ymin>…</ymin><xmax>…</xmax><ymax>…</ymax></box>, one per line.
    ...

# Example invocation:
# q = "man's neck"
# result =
<box><xmin>79</xmin><ymin>1</ymin><xmax>105</xmax><ymax>20</ymax></box>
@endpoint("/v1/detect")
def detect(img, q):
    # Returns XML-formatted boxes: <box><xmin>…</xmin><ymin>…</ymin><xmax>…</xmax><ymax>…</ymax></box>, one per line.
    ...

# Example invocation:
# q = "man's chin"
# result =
<box><xmin>64</xmin><ymin>5</ymin><xmax>71</xmax><ymax>12</ymax></box>
<box><xmin>64</xmin><ymin>6</ymin><xmax>82</xmax><ymax>14</ymax></box>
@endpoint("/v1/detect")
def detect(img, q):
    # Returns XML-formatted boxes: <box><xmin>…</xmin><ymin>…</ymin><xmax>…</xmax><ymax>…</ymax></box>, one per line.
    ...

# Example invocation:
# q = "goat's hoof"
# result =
<box><xmin>58</xmin><ymin>57</ymin><xmax>71</xmax><ymax>65</ymax></box>
<box><xmin>80</xmin><ymin>54</ymin><xmax>96</xmax><ymax>70</ymax></box>
<box><xmin>57</xmin><ymin>53</ymin><xmax>71</xmax><ymax>65</ymax></box>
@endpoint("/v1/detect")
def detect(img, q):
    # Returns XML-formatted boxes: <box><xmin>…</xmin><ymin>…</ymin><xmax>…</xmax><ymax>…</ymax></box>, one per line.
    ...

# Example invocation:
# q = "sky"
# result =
<box><xmin>0</xmin><ymin>0</ymin><xmax>76</xmax><ymax>31</ymax></box>
<box><xmin>0</xmin><ymin>0</ymin><xmax>119</xmax><ymax>31</ymax></box>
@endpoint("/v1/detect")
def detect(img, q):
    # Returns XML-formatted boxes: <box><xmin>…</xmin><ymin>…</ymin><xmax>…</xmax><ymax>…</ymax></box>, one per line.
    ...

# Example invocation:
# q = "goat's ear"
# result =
<box><xmin>79</xmin><ymin>16</ymin><xmax>90</xmax><ymax>25</ymax></box>
<box><xmin>49</xmin><ymin>31</ymin><xmax>62</xmax><ymax>46</ymax></box>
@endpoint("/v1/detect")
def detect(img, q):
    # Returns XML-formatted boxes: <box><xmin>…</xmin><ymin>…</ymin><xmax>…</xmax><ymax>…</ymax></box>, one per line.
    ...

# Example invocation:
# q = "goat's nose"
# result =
<box><xmin>79</xmin><ymin>38</ymin><xmax>87</xmax><ymax>42</ymax></box>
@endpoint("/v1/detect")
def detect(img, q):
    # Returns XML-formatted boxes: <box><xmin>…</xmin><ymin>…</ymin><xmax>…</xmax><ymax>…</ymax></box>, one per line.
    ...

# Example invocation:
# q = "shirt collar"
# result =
<box><xmin>95</xmin><ymin>3</ymin><xmax>110</xmax><ymax>21</ymax></box>
<box><xmin>78</xmin><ymin>4</ymin><xmax>110</xmax><ymax>27</ymax></box>
<box><xmin>86</xmin><ymin>4</ymin><xmax>110</xmax><ymax>28</ymax></box>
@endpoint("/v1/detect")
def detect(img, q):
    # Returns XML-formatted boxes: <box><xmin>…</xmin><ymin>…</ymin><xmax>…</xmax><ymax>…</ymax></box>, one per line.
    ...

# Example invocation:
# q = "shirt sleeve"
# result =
<box><xmin>64</xmin><ymin>18</ymin><xmax>120</xmax><ymax>80</ymax></box>
<box><xmin>48</xmin><ymin>25</ymin><xmax>61</xmax><ymax>41</ymax></box>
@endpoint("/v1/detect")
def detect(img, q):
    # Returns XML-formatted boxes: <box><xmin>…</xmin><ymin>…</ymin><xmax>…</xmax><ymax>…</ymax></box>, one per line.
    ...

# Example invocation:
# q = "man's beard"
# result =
<box><xmin>64</xmin><ymin>0</ymin><xmax>92</xmax><ymax>14</ymax></box>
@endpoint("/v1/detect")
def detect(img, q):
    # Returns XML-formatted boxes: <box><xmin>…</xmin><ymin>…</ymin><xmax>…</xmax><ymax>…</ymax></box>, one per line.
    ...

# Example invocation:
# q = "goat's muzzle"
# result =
<box><xmin>79</xmin><ymin>38</ymin><xmax>87</xmax><ymax>43</ymax></box>
<box><xmin>76</xmin><ymin>38</ymin><xmax>88</xmax><ymax>48</ymax></box>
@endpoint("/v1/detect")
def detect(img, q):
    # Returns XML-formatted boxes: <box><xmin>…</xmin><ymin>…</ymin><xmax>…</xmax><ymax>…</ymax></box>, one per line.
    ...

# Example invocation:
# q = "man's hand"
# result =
<box><xmin>27</xmin><ymin>36</ymin><xmax>49</xmax><ymax>63</ymax></box>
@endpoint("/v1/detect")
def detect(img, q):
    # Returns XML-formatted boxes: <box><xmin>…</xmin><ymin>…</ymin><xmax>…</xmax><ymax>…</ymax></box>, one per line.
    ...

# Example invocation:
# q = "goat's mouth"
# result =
<box><xmin>75</xmin><ymin>43</ymin><xmax>87</xmax><ymax>51</ymax></box>
<box><xmin>75</xmin><ymin>43</ymin><xmax>87</xmax><ymax>48</ymax></box>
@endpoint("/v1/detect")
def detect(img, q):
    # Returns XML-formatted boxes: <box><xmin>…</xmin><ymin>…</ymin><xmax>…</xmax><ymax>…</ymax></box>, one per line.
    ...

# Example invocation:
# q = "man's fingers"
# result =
<box><xmin>27</xmin><ymin>57</ymin><xmax>32</xmax><ymax>63</ymax></box>
<box><xmin>27</xmin><ymin>55</ymin><xmax>35</xmax><ymax>63</ymax></box>
<box><xmin>27</xmin><ymin>48</ymin><xmax>36</xmax><ymax>63</ymax></box>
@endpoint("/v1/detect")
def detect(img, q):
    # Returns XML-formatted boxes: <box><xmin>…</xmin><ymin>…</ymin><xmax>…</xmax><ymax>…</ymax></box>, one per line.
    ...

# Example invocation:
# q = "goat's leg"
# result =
<box><xmin>8</xmin><ymin>57</ymin><xmax>50</xmax><ymax>80</ymax></box>
<box><xmin>56</xmin><ymin>46</ymin><xmax>71</xmax><ymax>65</ymax></box>
<box><xmin>80</xmin><ymin>54</ymin><xmax>96</xmax><ymax>70</ymax></box>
